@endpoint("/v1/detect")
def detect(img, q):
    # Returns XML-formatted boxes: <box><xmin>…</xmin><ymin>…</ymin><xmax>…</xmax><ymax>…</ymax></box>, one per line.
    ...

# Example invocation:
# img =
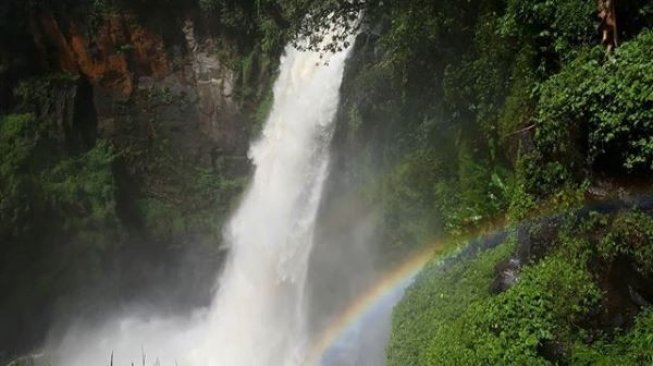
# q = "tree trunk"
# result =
<box><xmin>598</xmin><ymin>0</ymin><xmax>618</xmax><ymax>52</ymax></box>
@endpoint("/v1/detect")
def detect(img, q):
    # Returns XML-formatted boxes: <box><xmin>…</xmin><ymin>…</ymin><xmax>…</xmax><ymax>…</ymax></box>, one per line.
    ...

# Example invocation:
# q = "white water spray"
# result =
<box><xmin>47</xmin><ymin>34</ymin><xmax>353</xmax><ymax>366</ymax></box>
<box><xmin>187</xmin><ymin>34</ymin><xmax>353</xmax><ymax>366</ymax></box>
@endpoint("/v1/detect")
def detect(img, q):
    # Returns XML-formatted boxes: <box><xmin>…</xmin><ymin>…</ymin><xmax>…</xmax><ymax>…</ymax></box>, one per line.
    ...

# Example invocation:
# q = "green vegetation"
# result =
<box><xmin>0</xmin><ymin>111</ymin><xmax>118</xmax><ymax>243</ymax></box>
<box><xmin>0</xmin><ymin>0</ymin><xmax>266</xmax><ymax>357</ymax></box>
<box><xmin>574</xmin><ymin>309</ymin><xmax>653</xmax><ymax>365</ymax></box>
<box><xmin>0</xmin><ymin>73</ymin><xmax>250</xmax><ymax>362</ymax></box>
<box><xmin>390</xmin><ymin>211</ymin><xmax>653</xmax><ymax>365</ymax></box>
<box><xmin>388</xmin><ymin>237</ymin><xmax>517</xmax><ymax>364</ymax></box>
<box><xmin>0</xmin><ymin>109</ymin><xmax>122</xmax><ymax>361</ymax></box>
<box><xmin>2</xmin><ymin>0</ymin><xmax>653</xmax><ymax>363</ymax></box>
<box><xmin>535</xmin><ymin>31</ymin><xmax>653</xmax><ymax>174</ymax></box>
<box><xmin>598</xmin><ymin>212</ymin><xmax>653</xmax><ymax>275</ymax></box>
<box><xmin>325</xmin><ymin>0</ymin><xmax>653</xmax><ymax>253</ymax></box>
<box><xmin>422</xmin><ymin>255</ymin><xmax>600</xmax><ymax>365</ymax></box>
<box><xmin>293</xmin><ymin>0</ymin><xmax>653</xmax><ymax>364</ymax></box>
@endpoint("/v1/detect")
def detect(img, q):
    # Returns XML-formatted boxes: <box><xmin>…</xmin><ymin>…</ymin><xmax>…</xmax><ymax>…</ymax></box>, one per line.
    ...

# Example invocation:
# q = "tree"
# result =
<box><xmin>598</xmin><ymin>0</ymin><xmax>618</xmax><ymax>51</ymax></box>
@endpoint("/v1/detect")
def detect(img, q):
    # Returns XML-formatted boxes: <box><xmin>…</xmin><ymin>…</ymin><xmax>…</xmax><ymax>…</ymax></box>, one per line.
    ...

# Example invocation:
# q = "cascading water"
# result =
<box><xmin>47</xmin><ymin>32</ymin><xmax>353</xmax><ymax>366</ymax></box>
<box><xmin>187</xmin><ymin>33</ymin><xmax>354</xmax><ymax>366</ymax></box>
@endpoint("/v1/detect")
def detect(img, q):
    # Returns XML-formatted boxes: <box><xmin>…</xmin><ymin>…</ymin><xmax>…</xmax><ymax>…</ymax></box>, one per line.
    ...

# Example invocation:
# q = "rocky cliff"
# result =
<box><xmin>0</xmin><ymin>4</ymin><xmax>281</xmax><ymax>361</ymax></box>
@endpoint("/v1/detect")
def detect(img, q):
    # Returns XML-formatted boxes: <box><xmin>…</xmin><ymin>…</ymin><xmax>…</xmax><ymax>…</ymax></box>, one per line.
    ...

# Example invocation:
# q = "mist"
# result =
<box><xmin>32</xmin><ymin>27</ymin><xmax>398</xmax><ymax>366</ymax></box>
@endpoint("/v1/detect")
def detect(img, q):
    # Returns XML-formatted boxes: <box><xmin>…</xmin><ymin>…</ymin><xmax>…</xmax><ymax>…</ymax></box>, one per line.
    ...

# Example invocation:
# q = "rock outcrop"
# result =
<box><xmin>29</xmin><ymin>12</ymin><xmax>249</xmax><ymax>165</ymax></box>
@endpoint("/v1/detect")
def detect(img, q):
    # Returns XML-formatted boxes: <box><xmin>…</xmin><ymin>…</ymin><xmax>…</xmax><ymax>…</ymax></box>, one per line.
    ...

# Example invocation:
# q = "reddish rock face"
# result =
<box><xmin>37</xmin><ymin>14</ymin><xmax>169</xmax><ymax>95</ymax></box>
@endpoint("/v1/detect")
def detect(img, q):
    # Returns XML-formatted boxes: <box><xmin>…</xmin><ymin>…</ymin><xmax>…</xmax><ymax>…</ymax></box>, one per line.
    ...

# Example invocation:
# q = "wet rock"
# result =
<box><xmin>588</xmin><ymin>256</ymin><xmax>651</xmax><ymax>332</ymax></box>
<box><xmin>36</xmin><ymin>14</ymin><xmax>169</xmax><ymax>95</ymax></box>
<box><xmin>183</xmin><ymin>20</ymin><xmax>244</xmax><ymax>151</ymax></box>
<box><xmin>516</xmin><ymin>217</ymin><xmax>560</xmax><ymax>264</ymax></box>
<box><xmin>491</xmin><ymin>256</ymin><xmax>521</xmax><ymax>294</ymax></box>
<box><xmin>629</xmin><ymin>285</ymin><xmax>652</xmax><ymax>308</ymax></box>
<box><xmin>537</xmin><ymin>340</ymin><xmax>567</xmax><ymax>364</ymax></box>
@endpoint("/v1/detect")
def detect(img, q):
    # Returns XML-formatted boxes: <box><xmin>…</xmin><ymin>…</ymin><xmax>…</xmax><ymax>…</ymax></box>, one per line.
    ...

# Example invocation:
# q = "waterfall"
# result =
<box><xmin>47</xmin><ymin>34</ymin><xmax>353</xmax><ymax>366</ymax></box>
<box><xmin>187</xmin><ymin>34</ymin><xmax>354</xmax><ymax>366</ymax></box>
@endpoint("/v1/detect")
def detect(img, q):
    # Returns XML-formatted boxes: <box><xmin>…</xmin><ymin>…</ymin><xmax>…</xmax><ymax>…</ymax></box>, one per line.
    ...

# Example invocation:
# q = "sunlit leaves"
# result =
<box><xmin>536</xmin><ymin>31</ymin><xmax>653</xmax><ymax>173</ymax></box>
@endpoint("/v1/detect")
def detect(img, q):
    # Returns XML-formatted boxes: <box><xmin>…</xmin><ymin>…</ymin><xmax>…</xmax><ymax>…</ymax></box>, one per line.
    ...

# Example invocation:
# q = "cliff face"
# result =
<box><xmin>31</xmin><ymin>13</ymin><xmax>248</xmax><ymax>162</ymax></box>
<box><xmin>35</xmin><ymin>14</ymin><xmax>168</xmax><ymax>96</ymax></box>
<box><xmin>0</xmin><ymin>7</ymin><xmax>276</xmax><ymax>361</ymax></box>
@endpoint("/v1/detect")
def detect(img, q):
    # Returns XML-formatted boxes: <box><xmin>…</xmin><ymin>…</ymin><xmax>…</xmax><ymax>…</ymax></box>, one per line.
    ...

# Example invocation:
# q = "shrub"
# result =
<box><xmin>422</xmin><ymin>255</ymin><xmax>600</xmax><ymax>365</ymax></box>
<box><xmin>382</xmin><ymin>149</ymin><xmax>441</xmax><ymax>251</ymax></box>
<box><xmin>0</xmin><ymin>113</ymin><xmax>39</xmax><ymax>238</ymax></box>
<box><xmin>535</xmin><ymin>31</ymin><xmax>653</xmax><ymax>173</ymax></box>
<box><xmin>598</xmin><ymin>212</ymin><xmax>653</xmax><ymax>274</ymax></box>
<box><xmin>435</xmin><ymin>145</ymin><xmax>513</xmax><ymax>235</ymax></box>
<box><xmin>42</xmin><ymin>139</ymin><xmax>118</xmax><ymax>232</ymax></box>
<box><xmin>500</xmin><ymin>0</ymin><xmax>597</xmax><ymax>59</ymax></box>
<box><xmin>387</xmin><ymin>237</ymin><xmax>516</xmax><ymax>365</ymax></box>
<box><xmin>573</xmin><ymin>310</ymin><xmax>653</xmax><ymax>365</ymax></box>
<box><xmin>0</xmin><ymin>111</ymin><xmax>119</xmax><ymax>241</ymax></box>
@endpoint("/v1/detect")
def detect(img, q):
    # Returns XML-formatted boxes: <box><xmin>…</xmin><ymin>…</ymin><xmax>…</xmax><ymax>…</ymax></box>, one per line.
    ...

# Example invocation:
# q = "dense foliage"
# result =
<box><xmin>2</xmin><ymin>0</ymin><xmax>653</xmax><ymax>363</ymax></box>
<box><xmin>0</xmin><ymin>108</ymin><xmax>121</xmax><ymax>359</ymax></box>
<box><xmin>0</xmin><ymin>2</ymin><xmax>266</xmax><ymax>360</ymax></box>
<box><xmin>305</xmin><ymin>0</ymin><xmax>653</xmax><ymax>364</ymax></box>
<box><xmin>326</xmin><ymin>0</ymin><xmax>653</xmax><ymax>248</ymax></box>
<box><xmin>388</xmin><ymin>211</ymin><xmax>653</xmax><ymax>365</ymax></box>
<box><xmin>536</xmin><ymin>31</ymin><xmax>653</xmax><ymax>174</ymax></box>
<box><xmin>388</xmin><ymin>238</ymin><xmax>517</xmax><ymax>364</ymax></box>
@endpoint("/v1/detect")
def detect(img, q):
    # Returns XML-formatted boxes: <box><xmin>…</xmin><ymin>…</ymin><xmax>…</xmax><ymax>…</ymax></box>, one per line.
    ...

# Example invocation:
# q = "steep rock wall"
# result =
<box><xmin>0</xmin><ymin>8</ymin><xmax>273</xmax><ymax>361</ymax></box>
<box><xmin>31</xmin><ymin>13</ymin><xmax>248</xmax><ymax>162</ymax></box>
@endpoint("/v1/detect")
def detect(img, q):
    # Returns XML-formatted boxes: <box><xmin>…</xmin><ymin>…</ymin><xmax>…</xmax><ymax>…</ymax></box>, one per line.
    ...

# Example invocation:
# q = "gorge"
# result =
<box><xmin>3</xmin><ymin>1</ymin><xmax>653</xmax><ymax>365</ymax></box>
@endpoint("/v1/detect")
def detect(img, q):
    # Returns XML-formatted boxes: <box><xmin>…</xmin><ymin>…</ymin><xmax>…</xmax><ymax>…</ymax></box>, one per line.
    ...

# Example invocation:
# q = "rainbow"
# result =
<box><xmin>306</xmin><ymin>219</ymin><xmax>511</xmax><ymax>365</ymax></box>
<box><xmin>307</xmin><ymin>192</ymin><xmax>653</xmax><ymax>364</ymax></box>
<box><xmin>305</xmin><ymin>205</ymin><xmax>513</xmax><ymax>365</ymax></box>
<box><xmin>305</xmin><ymin>242</ymin><xmax>449</xmax><ymax>365</ymax></box>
